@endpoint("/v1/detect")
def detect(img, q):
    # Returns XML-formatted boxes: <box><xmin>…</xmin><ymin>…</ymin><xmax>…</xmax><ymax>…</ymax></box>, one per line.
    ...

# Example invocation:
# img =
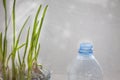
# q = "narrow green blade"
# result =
<box><xmin>0</xmin><ymin>33</ymin><xmax>3</xmax><ymax>61</ymax></box>
<box><xmin>17</xmin><ymin>43</ymin><xmax>26</xmax><ymax>50</ymax></box>
<box><xmin>12</xmin><ymin>0</ymin><xmax>16</xmax><ymax>46</ymax></box>
<box><xmin>18</xmin><ymin>51</ymin><xmax>21</xmax><ymax>66</ymax></box>
<box><xmin>12</xmin><ymin>16</ymin><xmax>30</xmax><ymax>58</ymax></box>
<box><xmin>3</xmin><ymin>0</ymin><xmax>7</xmax><ymax>11</ymax></box>
<box><xmin>22</xmin><ymin>27</ymin><xmax>30</xmax><ymax>63</ymax></box>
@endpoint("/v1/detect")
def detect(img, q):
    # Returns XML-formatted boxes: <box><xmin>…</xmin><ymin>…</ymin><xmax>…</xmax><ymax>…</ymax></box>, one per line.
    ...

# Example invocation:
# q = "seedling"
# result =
<box><xmin>0</xmin><ymin>0</ymin><xmax>48</xmax><ymax>80</ymax></box>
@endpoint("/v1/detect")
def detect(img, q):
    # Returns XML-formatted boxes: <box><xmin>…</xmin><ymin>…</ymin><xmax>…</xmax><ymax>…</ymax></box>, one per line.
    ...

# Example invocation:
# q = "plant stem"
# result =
<box><xmin>2</xmin><ymin>0</ymin><xmax>8</xmax><ymax>80</ymax></box>
<box><xmin>12</xmin><ymin>0</ymin><xmax>16</xmax><ymax>46</ymax></box>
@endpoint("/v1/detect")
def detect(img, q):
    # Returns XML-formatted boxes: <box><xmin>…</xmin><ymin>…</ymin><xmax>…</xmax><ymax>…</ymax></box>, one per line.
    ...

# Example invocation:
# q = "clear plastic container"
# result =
<box><xmin>68</xmin><ymin>43</ymin><xmax>103</xmax><ymax>80</ymax></box>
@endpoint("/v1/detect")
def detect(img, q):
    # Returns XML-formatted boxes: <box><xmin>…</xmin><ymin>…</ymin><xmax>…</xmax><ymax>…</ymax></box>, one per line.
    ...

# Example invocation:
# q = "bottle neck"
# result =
<box><xmin>77</xmin><ymin>54</ymin><xmax>95</xmax><ymax>60</ymax></box>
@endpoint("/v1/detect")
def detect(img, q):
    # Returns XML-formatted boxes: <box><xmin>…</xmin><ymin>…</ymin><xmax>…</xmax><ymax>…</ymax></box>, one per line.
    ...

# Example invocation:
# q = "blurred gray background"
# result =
<box><xmin>0</xmin><ymin>0</ymin><xmax>120</xmax><ymax>80</ymax></box>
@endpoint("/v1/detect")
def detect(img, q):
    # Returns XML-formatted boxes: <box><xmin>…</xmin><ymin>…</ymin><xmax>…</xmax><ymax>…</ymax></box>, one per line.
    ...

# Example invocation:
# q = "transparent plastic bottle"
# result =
<box><xmin>68</xmin><ymin>43</ymin><xmax>103</xmax><ymax>80</ymax></box>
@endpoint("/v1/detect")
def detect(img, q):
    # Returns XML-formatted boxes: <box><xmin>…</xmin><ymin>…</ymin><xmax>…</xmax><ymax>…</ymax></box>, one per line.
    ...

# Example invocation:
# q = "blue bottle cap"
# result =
<box><xmin>79</xmin><ymin>42</ymin><xmax>93</xmax><ymax>55</ymax></box>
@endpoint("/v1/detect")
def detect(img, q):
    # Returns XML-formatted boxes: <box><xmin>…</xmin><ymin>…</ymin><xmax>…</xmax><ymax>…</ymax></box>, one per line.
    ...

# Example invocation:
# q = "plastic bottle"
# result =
<box><xmin>68</xmin><ymin>43</ymin><xmax>103</xmax><ymax>80</ymax></box>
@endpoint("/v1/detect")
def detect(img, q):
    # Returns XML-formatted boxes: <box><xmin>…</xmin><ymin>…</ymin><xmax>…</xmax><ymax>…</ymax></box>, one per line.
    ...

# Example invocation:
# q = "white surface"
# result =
<box><xmin>0</xmin><ymin>0</ymin><xmax>120</xmax><ymax>80</ymax></box>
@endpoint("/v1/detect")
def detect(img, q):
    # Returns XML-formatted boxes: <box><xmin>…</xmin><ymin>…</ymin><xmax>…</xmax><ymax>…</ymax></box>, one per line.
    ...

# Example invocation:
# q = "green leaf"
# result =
<box><xmin>2</xmin><ymin>4</ymin><xmax>8</xmax><ymax>80</ymax></box>
<box><xmin>3</xmin><ymin>0</ymin><xmax>8</xmax><ymax>31</ymax></box>
<box><xmin>35</xmin><ymin>5</ymin><xmax>48</xmax><ymax>48</ymax></box>
<box><xmin>2</xmin><ymin>38</ymin><xmax>7</xmax><ymax>80</ymax></box>
<box><xmin>36</xmin><ymin>43</ymin><xmax>40</xmax><ymax>60</ymax></box>
<box><xmin>12</xmin><ymin>16</ymin><xmax>30</xmax><ymax>58</ymax></box>
<box><xmin>18</xmin><ymin>51</ymin><xmax>21</xmax><ymax>66</ymax></box>
<box><xmin>15</xmin><ymin>16</ymin><xmax>30</xmax><ymax>48</ymax></box>
<box><xmin>6</xmin><ymin>53</ymin><xmax>12</xmax><ymax>66</ymax></box>
<box><xmin>32</xmin><ymin>5</ymin><xmax>42</xmax><ymax>37</ymax></box>
<box><xmin>0</xmin><ymin>33</ymin><xmax>3</xmax><ymax>61</ymax></box>
<box><xmin>33</xmin><ymin>5</ymin><xmax>48</xmax><ymax>60</ymax></box>
<box><xmin>3</xmin><ymin>0</ymin><xmax>7</xmax><ymax>11</ymax></box>
<box><xmin>12</xmin><ymin>0</ymin><xmax>16</xmax><ymax>46</ymax></box>
<box><xmin>39</xmin><ymin>5</ymin><xmax>48</xmax><ymax>31</ymax></box>
<box><xmin>31</xmin><ymin>5</ymin><xmax>42</xmax><ymax>49</ymax></box>
<box><xmin>22</xmin><ymin>27</ymin><xmax>30</xmax><ymax>64</ymax></box>
<box><xmin>17</xmin><ymin>43</ymin><xmax>26</xmax><ymax>50</ymax></box>
<box><xmin>33</xmin><ymin>43</ymin><xmax>40</xmax><ymax>62</ymax></box>
<box><xmin>3</xmin><ymin>38</ymin><xmax>7</xmax><ymax>63</ymax></box>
